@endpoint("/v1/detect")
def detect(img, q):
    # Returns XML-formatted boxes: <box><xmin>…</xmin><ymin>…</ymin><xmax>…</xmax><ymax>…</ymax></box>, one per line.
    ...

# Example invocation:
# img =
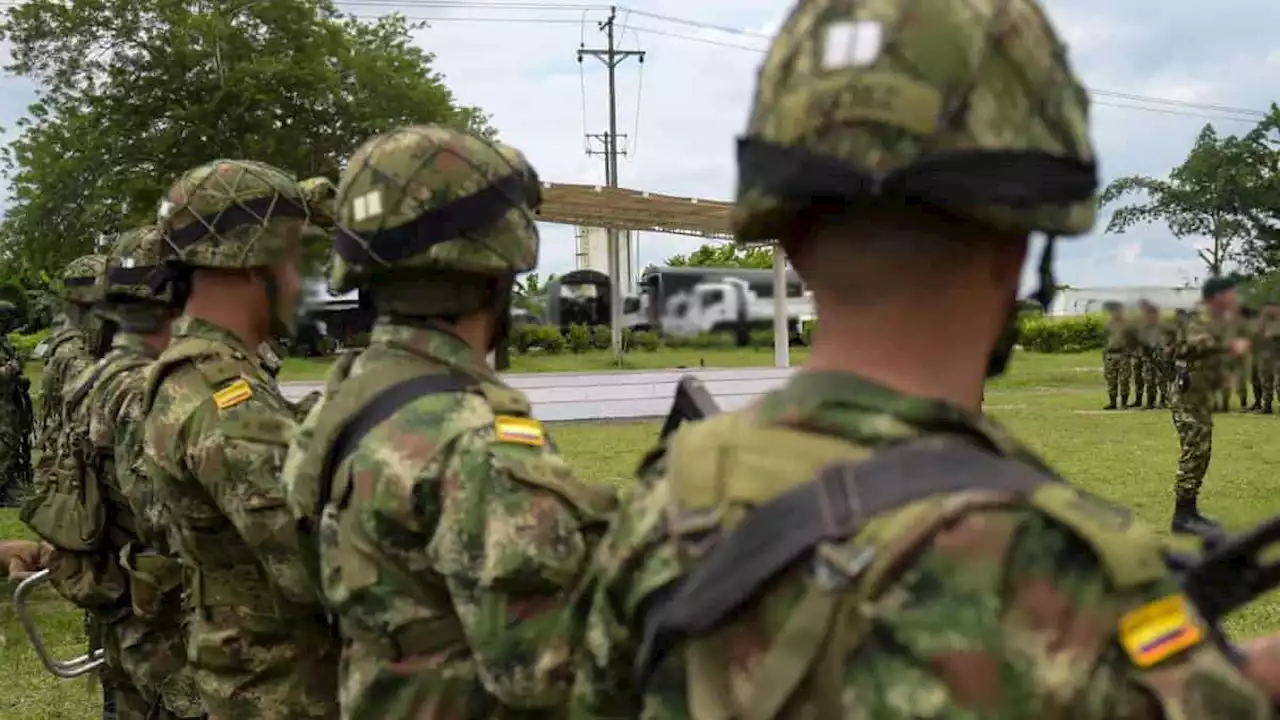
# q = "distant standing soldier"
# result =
<box><xmin>1135</xmin><ymin>299</ymin><xmax>1164</xmax><ymax>409</ymax></box>
<box><xmin>0</xmin><ymin>300</ymin><xmax>33</xmax><ymax>506</ymax></box>
<box><xmin>1255</xmin><ymin>300</ymin><xmax>1280</xmax><ymax>413</ymax></box>
<box><xmin>1127</xmin><ymin>305</ymin><xmax>1148</xmax><ymax>408</ymax></box>
<box><xmin>141</xmin><ymin>160</ymin><xmax>338</xmax><ymax>718</ymax></box>
<box><xmin>1170</xmin><ymin>276</ymin><xmax>1247</xmax><ymax>536</ymax></box>
<box><xmin>1102</xmin><ymin>301</ymin><xmax>1134</xmax><ymax>409</ymax></box>
<box><xmin>283</xmin><ymin>126</ymin><xmax>617</xmax><ymax>718</ymax></box>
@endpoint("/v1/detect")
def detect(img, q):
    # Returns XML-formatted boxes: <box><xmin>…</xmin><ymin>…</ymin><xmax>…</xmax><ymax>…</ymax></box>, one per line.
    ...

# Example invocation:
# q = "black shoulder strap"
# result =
<box><xmin>635</xmin><ymin>437</ymin><xmax>1061</xmax><ymax>684</ymax></box>
<box><xmin>316</xmin><ymin>372</ymin><xmax>471</xmax><ymax>512</ymax></box>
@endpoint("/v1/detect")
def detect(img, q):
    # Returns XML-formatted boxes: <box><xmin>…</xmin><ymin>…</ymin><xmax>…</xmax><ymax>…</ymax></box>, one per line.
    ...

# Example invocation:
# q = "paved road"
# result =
<box><xmin>281</xmin><ymin>366</ymin><xmax>796</xmax><ymax>422</ymax></box>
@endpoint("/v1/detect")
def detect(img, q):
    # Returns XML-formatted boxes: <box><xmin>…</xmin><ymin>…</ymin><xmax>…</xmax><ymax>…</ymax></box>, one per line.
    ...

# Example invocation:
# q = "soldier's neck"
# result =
<box><xmin>183</xmin><ymin>295</ymin><xmax>266</xmax><ymax>350</ymax></box>
<box><xmin>804</xmin><ymin>315</ymin><xmax>988</xmax><ymax>412</ymax></box>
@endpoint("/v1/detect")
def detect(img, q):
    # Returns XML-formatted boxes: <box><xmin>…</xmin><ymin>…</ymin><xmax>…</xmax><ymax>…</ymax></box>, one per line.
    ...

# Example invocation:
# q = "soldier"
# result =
<box><xmin>1127</xmin><ymin>304</ymin><xmax>1148</xmax><ymax>408</ymax></box>
<box><xmin>141</xmin><ymin>160</ymin><xmax>339</xmax><ymax>718</ymax></box>
<box><xmin>570</xmin><ymin>0</ymin><xmax>1280</xmax><ymax>716</ymax></box>
<box><xmin>46</xmin><ymin>226</ymin><xmax>205</xmax><ymax>719</ymax></box>
<box><xmin>1102</xmin><ymin>301</ymin><xmax>1134</xmax><ymax>409</ymax></box>
<box><xmin>1135</xmin><ymin>299</ymin><xmax>1165</xmax><ymax>409</ymax></box>
<box><xmin>281</xmin><ymin>125</ymin><xmax>617</xmax><ymax>718</ymax></box>
<box><xmin>33</xmin><ymin>256</ymin><xmax>107</xmax><ymax>463</ymax></box>
<box><xmin>1170</xmin><ymin>276</ymin><xmax>1248</xmax><ymax>537</ymax></box>
<box><xmin>0</xmin><ymin>300</ymin><xmax>33</xmax><ymax>506</ymax></box>
<box><xmin>1255</xmin><ymin>299</ymin><xmax>1280</xmax><ymax>413</ymax></box>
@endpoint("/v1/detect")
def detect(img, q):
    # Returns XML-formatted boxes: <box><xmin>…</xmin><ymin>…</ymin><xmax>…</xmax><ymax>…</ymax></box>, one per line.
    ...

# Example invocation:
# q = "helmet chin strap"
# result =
<box><xmin>986</xmin><ymin>235</ymin><xmax>1057</xmax><ymax>379</ymax></box>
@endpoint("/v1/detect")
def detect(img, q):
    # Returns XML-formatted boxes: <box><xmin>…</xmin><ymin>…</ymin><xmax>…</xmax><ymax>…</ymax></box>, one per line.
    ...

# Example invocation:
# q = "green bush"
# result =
<box><xmin>591</xmin><ymin>325</ymin><xmax>612</xmax><ymax>350</ymax></box>
<box><xmin>630</xmin><ymin>330</ymin><xmax>660</xmax><ymax>351</ymax></box>
<box><xmin>748</xmin><ymin>328</ymin><xmax>775</xmax><ymax>348</ymax></box>
<box><xmin>9</xmin><ymin>328</ymin><xmax>50</xmax><ymax>361</ymax></box>
<box><xmin>565</xmin><ymin>324</ymin><xmax>594</xmax><ymax>353</ymax></box>
<box><xmin>1018</xmin><ymin>314</ymin><xmax>1105</xmax><ymax>353</ymax></box>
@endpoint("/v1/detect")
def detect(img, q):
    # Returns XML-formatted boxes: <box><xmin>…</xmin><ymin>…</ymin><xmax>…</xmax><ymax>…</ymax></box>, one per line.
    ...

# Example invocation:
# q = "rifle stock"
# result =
<box><xmin>659</xmin><ymin>376</ymin><xmax>720</xmax><ymax>440</ymax></box>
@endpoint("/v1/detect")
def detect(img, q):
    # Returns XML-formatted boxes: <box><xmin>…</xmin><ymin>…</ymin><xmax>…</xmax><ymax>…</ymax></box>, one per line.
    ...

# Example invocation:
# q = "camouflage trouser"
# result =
<box><xmin>1261</xmin><ymin>359</ymin><xmax>1277</xmax><ymax>404</ymax></box>
<box><xmin>109</xmin><ymin>613</ymin><xmax>206</xmax><ymax>719</ymax></box>
<box><xmin>1103</xmin><ymin>350</ymin><xmax>1130</xmax><ymax>397</ymax></box>
<box><xmin>1172</xmin><ymin>401</ymin><xmax>1213</xmax><ymax>501</ymax></box>
<box><xmin>1129</xmin><ymin>353</ymin><xmax>1145</xmax><ymax>397</ymax></box>
<box><xmin>1138</xmin><ymin>350</ymin><xmax>1163</xmax><ymax>404</ymax></box>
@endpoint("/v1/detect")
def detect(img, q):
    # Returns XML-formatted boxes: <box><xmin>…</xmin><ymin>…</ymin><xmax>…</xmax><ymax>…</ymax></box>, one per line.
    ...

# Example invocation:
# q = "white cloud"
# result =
<box><xmin>1</xmin><ymin>0</ymin><xmax>1276</xmax><ymax>291</ymax></box>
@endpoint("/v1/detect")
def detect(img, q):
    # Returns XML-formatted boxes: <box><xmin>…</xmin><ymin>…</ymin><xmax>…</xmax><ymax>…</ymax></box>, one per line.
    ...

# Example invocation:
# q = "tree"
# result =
<box><xmin>0</xmin><ymin>0</ymin><xmax>491</xmax><ymax>275</ymax></box>
<box><xmin>1100</xmin><ymin>113</ymin><xmax>1279</xmax><ymax>276</ymax></box>
<box><xmin>665</xmin><ymin>242</ymin><xmax>774</xmax><ymax>269</ymax></box>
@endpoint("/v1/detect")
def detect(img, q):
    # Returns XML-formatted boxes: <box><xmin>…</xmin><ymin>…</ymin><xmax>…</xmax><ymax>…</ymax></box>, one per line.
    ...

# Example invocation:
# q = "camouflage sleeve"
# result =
<box><xmin>1178</xmin><ymin>315</ymin><xmax>1224</xmax><ymax>361</ymax></box>
<box><xmin>571</xmin><ymin>449</ymin><xmax>672</xmax><ymax>718</ymax></box>
<box><xmin>427</xmin><ymin>424</ymin><xmax>607</xmax><ymax>709</ymax></box>
<box><xmin>842</xmin><ymin>507</ymin><xmax>1270</xmax><ymax>718</ymax></box>
<box><xmin>183</xmin><ymin>396</ymin><xmax>314</xmax><ymax>606</ymax></box>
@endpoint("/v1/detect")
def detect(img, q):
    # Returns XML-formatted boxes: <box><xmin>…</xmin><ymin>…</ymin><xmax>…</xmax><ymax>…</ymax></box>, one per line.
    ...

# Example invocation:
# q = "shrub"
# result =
<box><xmin>748</xmin><ymin>328</ymin><xmax>775</xmax><ymax>348</ymax></box>
<box><xmin>801</xmin><ymin>320</ymin><xmax>815</xmax><ymax>346</ymax></box>
<box><xmin>1018</xmin><ymin>314</ymin><xmax>1105</xmax><ymax>353</ymax></box>
<box><xmin>591</xmin><ymin>325</ymin><xmax>612</xmax><ymax>350</ymax></box>
<box><xmin>565</xmin><ymin>324</ymin><xmax>594</xmax><ymax>353</ymax></box>
<box><xmin>9</xmin><ymin>328</ymin><xmax>50</xmax><ymax>361</ymax></box>
<box><xmin>630</xmin><ymin>330</ymin><xmax>660</xmax><ymax>351</ymax></box>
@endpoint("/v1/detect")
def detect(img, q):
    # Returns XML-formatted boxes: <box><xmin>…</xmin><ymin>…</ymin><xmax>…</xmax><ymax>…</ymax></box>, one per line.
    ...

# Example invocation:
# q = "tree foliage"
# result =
<box><xmin>664</xmin><ymin>242</ymin><xmax>775</xmax><ymax>269</ymax></box>
<box><xmin>0</xmin><ymin>0</ymin><xmax>491</xmax><ymax>276</ymax></box>
<box><xmin>1100</xmin><ymin>106</ymin><xmax>1280</xmax><ymax>275</ymax></box>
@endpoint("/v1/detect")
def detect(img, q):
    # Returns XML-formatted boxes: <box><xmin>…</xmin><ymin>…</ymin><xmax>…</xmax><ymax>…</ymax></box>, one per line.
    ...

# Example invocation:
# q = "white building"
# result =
<box><xmin>1049</xmin><ymin>286</ymin><xmax>1201</xmax><ymax>316</ymax></box>
<box><xmin>575</xmin><ymin>226</ymin><xmax>638</xmax><ymax>294</ymax></box>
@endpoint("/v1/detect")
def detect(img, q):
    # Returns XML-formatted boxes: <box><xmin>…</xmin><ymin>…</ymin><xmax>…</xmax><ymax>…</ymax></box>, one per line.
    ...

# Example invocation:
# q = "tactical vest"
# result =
<box><xmin>637</xmin><ymin>411</ymin><xmax>1183</xmax><ymax>719</ymax></box>
<box><xmin>22</xmin><ymin>352</ymin><xmax>149</xmax><ymax>613</ymax></box>
<box><xmin>36</xmin><ymin>327</ymin><xmax>85</xmax><ymax>433</ymax></box>
<box><xmin>286</xmin><ymin>349</ymin><xmax>615</xmax><ymax>659</ymax></box>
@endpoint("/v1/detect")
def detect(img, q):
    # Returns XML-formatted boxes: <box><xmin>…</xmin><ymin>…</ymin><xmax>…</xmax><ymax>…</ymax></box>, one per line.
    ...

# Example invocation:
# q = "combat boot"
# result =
<box><xmin>1104</xmin><ymin>394</ymin><xmax>1118</xmax><ymax>410</ymax></box>
<box><xmin>1171</xmin><ymin>497</ymin><xmax>1225</xmax><ymax>540</ymax></box>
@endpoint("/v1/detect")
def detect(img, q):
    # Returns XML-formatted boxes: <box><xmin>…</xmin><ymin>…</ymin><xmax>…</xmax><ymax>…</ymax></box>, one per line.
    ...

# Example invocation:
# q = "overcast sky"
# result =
<box><xmin>1</xmin><ymin>0</ymin><xmax>1277</xmax><ymax>293</ymax></box>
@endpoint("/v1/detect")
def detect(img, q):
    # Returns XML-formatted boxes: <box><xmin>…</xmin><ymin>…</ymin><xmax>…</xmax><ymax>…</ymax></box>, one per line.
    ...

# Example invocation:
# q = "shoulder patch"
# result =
<box><xmin>213</xmin><ymin>378</ymin><xmax>254</xmax><ymax>410</ymax></box>
<box><xmin>1118</xmin><ymin>594</ymin><xmax>1203</xmax><ymax>668</ymax></box>
<box><xmin>494</xmin><ymin>415</ymin><xmax>544</xmax><ymax>447</ymax></box>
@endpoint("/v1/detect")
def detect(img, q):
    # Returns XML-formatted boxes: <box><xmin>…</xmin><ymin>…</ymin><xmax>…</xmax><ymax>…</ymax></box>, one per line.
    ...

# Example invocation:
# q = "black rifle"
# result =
<box><xmin>1174</xmin><ymin>519</ymin><xmax>1280</xmax><ymax>628</ymax></box>
<box><xmin>659</xmin><ymin>375</ymin><xmax>720</xmax><ymax>440</ymax></box>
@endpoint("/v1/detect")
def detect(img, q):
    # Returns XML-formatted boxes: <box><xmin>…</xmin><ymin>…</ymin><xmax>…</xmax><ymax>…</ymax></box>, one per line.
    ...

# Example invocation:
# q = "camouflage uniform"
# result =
<box><xmin>1135</xmin><ymin>302</ymin><xmax>1166</xmax><ymax>409</ymax></box>
<box><xmin>94</xmin><ymin>226</ymin><xmax>205</xmax><ymax>719</ymax></box>
<box><xmin>33</xmin><ymin>256</ymin><xmax>106</xmax><ymax>471</ymax></box>
<box><xmin>1257</xmin><ymin>303</ymin><xmax>1280</xmax><ymax>412</ymax></box>
<box><xmin>1126</xmin><ymin>308</ymin><xmax>1149</xmax><ymax>407</ymax></box>
<box><xmin>141</xmin><ymin>161</ymin><xmax>339</xmax><ymax>719</ymax></box>
<box><xmin>571</xmin><ymin>1</ymin><xmax>1275</xmax><ymax>717</ymax></box>
<box><xmin>282</xmin><ymin>126</ymin><xmax>617</xmax><ymax>719</ymax></box>
<box><xmin>1170</xmin><ymin>292</ymin><xmax>1238</xmax><ymax>536</ymax></box>
<box><xmin>1102</xmin><ymin>306</ymin><xmax>1134</xmax><ymax>409</ymax></box>
<box><xmin>0</xmin><ymin>301</ymin><xmax>33</xmax><ymax>507</ymax></box>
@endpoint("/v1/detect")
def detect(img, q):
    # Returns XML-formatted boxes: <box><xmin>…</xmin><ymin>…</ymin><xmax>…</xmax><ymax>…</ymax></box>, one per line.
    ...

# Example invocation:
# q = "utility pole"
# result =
<box><xmin>579</xmin><ymin>6</ymin><xmax>644</xmax><ymax>355</ymax></box>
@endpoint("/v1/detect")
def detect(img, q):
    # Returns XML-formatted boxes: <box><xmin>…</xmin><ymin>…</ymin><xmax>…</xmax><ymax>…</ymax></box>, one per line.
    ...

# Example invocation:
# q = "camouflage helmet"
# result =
<box><xmin>732</xmin><ymin>0</ymin><xmax>1098</xmax><ymax>243</ymax></box>
<box><xmin>61</xmin><ymin>254</ymin><xmax>107</xmax><ymax>305</ymax></box>
<box><xmin>156</xmin><ymin>159</ymin><xmax>309</xmax><ymax>269</ymax></box>
<box><xmin>301</xmin><ymin>176</ymin><xmax>337</xmax><ymax>244</ymax></box>
<box><xmin>105</xmin><ymin>225</ymin><xmax>167</xmax><ymax>303</ymax></box>
<box><xmin>329</xmin><ymin>124</ymin><xmax>541</xmax><ymax>293</ymax></box>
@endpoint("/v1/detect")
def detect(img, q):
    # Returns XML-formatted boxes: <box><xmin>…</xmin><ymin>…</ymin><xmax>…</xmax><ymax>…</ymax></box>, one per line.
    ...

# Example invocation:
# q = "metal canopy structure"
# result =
<box><xmin>536</xmin><ymin>182</ymin><xmax>733</xmax><ymax>240</ymax></box>
<box><xmin>532</xmin><ymin>180</ymin><xmax>791</xmax><ymax>369</ymax></box>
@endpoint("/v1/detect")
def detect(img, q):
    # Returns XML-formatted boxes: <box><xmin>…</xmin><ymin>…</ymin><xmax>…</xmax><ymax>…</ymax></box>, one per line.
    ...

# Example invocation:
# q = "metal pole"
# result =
<box><xmin>773</xmin><ymin>245</ymin><xmax>789</xmax><ymax>368</ymax></box>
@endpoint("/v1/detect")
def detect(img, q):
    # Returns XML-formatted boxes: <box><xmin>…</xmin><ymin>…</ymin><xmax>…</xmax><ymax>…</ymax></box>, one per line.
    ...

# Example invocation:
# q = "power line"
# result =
<box><xmin>1</xmin><ymin>0</ymin><xmax>1270</xmax><ymax>123</ymax></box>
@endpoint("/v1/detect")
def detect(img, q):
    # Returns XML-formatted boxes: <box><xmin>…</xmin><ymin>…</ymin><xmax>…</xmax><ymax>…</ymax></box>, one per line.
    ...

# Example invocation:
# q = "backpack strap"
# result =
<box><xmin>636</xmin><ymin>436</ymin><xmax>1059</xmax><ymax>686</ymax></box>
<box><xmin>315</xmin><ymin>371</ymin><xmax>471</xmax><ymax>520</ymax></box>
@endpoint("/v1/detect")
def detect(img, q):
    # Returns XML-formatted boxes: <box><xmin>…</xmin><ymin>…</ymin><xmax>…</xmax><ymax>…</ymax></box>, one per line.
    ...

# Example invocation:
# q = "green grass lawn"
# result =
<box><xmin>3</xmin><ymin>349</ymin><xmax>1279</xmax><ymax>718</ymax></box>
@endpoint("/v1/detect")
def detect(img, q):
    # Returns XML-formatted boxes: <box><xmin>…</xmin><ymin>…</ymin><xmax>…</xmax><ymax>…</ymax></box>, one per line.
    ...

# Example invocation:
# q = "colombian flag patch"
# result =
<box><xmin>1118</xmin><ymin>594</ymin><xmax>1203</xmax><ymax>668</ymax></box>
<box><xmin>213</xmin><ymin>379</ymin><xmax>254</xmax><ymax>410</ymax></box>
<box><xmin>494</xmin><ymin>415</ymin><xmax>544</xmax><ymax>447</ymax></box>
